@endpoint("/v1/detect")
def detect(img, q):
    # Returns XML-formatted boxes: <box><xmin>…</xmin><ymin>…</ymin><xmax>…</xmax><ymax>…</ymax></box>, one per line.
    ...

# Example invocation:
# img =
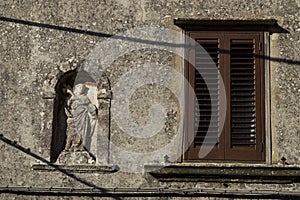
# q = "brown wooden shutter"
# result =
<box><xmin>185</xmin><ymin>33</ymin><xmax>225</xmax><ymax>160</ymax></box>
<box><xmin>185</xmin><ymin>31</ymin><xmax>265</xmax><ymax>162</ymax></box>
<box><xmin>224</xmin><ymin>33</ymin><xmax>265</xmax><ymax>161</ymax></box>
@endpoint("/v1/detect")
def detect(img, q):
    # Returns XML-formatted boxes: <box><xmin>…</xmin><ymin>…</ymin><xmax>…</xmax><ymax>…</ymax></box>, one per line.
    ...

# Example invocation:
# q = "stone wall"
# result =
<box><xmin>0</xmin><ymin>0</ymin><xmax>299</xmax><ymax>199</ymax></box>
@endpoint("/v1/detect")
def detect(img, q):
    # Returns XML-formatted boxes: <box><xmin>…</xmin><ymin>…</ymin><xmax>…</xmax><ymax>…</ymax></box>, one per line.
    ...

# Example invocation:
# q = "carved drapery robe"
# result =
<box><xmin>64</xmin><ymin>84</ymin><xmax>97</xmax><ymax>155</ymax></box>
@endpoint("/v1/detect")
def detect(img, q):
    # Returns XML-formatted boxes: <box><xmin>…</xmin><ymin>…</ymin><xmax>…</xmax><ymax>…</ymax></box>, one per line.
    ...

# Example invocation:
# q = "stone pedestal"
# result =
<box><xmin>57</xmin><ymin>150</ymin><xmax>95</xmax><ymax>164</ymax></box>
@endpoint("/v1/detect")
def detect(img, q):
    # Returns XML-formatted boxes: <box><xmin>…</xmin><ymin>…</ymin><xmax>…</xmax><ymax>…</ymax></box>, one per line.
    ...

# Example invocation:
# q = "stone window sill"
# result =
<box><xmin>32</xmin><ymin>163</ymin><xmax>119</xmax><ymax>173</ymax></box>
<box><xmin>145</xmin><ymin>163</ymin><xmax>300</xmax><ymax>183</ymax></box>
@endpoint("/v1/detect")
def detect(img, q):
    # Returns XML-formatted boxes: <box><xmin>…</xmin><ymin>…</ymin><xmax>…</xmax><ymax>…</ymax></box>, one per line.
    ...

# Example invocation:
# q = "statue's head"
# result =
<box><xmin>74</xmin><ymin>84</ymin><xmax>89</xmax><ymax>95</ymax></box>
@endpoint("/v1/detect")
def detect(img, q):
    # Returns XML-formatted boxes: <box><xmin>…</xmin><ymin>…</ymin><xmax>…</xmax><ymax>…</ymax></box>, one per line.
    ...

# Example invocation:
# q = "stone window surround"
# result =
<box><xmin>145</xmin><ymin>19</ymin><xmax>295</xmax><ymax>182</ymax></box>
<box><xmin>172</xmin><ymin>19</ymin><xmax>287</xmax><ymax>164</ymax></box>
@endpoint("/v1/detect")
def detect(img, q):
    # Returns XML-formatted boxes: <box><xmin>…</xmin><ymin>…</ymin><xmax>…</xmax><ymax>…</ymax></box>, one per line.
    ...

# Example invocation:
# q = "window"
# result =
<box><xmin>184</xmin><ymin>30</ymin><xmax>265</xmax><ymax>161</ymax></box>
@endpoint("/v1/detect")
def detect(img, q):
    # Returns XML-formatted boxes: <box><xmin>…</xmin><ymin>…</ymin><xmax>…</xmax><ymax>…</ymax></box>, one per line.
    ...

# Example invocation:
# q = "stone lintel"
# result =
<box><xmin>174</xmin><ymin>19</ymin><xmax>289</xmax><ymax>34</ymax></box>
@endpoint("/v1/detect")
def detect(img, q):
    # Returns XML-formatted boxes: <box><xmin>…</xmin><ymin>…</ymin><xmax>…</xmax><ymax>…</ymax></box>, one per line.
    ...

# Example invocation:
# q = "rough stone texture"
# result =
<box><xmin>0</xmin><ymin>0</ymin><xmax>299</xmax><ymax>199</ymax></box>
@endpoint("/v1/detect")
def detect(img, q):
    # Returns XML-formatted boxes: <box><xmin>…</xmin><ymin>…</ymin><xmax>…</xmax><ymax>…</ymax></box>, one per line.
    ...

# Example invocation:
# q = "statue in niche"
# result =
<box><xmin>53</xmin><ymin>69</ymin><xmax>112</xmax><ymax>165</ymax></box>
<box><xmin>65</xmin><ymin>83</ymin><xmax>97</xmax><ymax>151</ymax></box>
<box><xmin>58</xmin><ymin>83</ymin><xmax>98</xmax><ymax>164</ymax></box>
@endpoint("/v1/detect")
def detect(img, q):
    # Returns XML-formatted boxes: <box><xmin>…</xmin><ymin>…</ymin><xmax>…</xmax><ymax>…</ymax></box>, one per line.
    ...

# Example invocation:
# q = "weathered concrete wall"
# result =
<box><xmin>0</xmin><ymin>0</ymin><xmax>299</xmax><ymax>199</ymax></box>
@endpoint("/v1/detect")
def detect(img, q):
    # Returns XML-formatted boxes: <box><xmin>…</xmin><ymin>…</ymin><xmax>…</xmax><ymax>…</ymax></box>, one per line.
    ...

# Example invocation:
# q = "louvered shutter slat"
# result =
<box><xmin>230</xmin><ymin>39</ymin><xmax>256</xmax><ymax>147</ymax></box>
<box><xmin>194</xmin><ymin>39</ymin><xmax>220</xmax><ymax>147</ymax></box>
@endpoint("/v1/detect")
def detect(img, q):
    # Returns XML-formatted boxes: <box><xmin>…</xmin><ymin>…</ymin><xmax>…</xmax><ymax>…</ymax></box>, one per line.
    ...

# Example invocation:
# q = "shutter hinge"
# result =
<box><xmin>188</xmin><ymin>42</ymin><xmax>192</xmax><ymax>52</ymax></box>
<box><xmin>260</xmin><ymin>143</ymin><xmax>264</xmax><ymax>152</ymax></box>
<box><xmin>259</xmin><ymin>42</ymin><xmax>263</xmax><ymax>51</ymax></box>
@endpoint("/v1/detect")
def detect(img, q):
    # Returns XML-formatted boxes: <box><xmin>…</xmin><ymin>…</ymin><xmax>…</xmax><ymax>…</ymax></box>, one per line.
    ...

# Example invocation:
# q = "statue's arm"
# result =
<box><xmin>66</xmin><ymin>89</ymin><xmax>76</xmax><ymax>107</ymax></box>
<box><xmin>88</xmin><ymin>103</ymin><xmax>98</xmax><ymax>117</ymax></box>
<box><xmin>66</xmin><ymin>88</ymin><xmax>74</xmax><ymax>96</ymax></box>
